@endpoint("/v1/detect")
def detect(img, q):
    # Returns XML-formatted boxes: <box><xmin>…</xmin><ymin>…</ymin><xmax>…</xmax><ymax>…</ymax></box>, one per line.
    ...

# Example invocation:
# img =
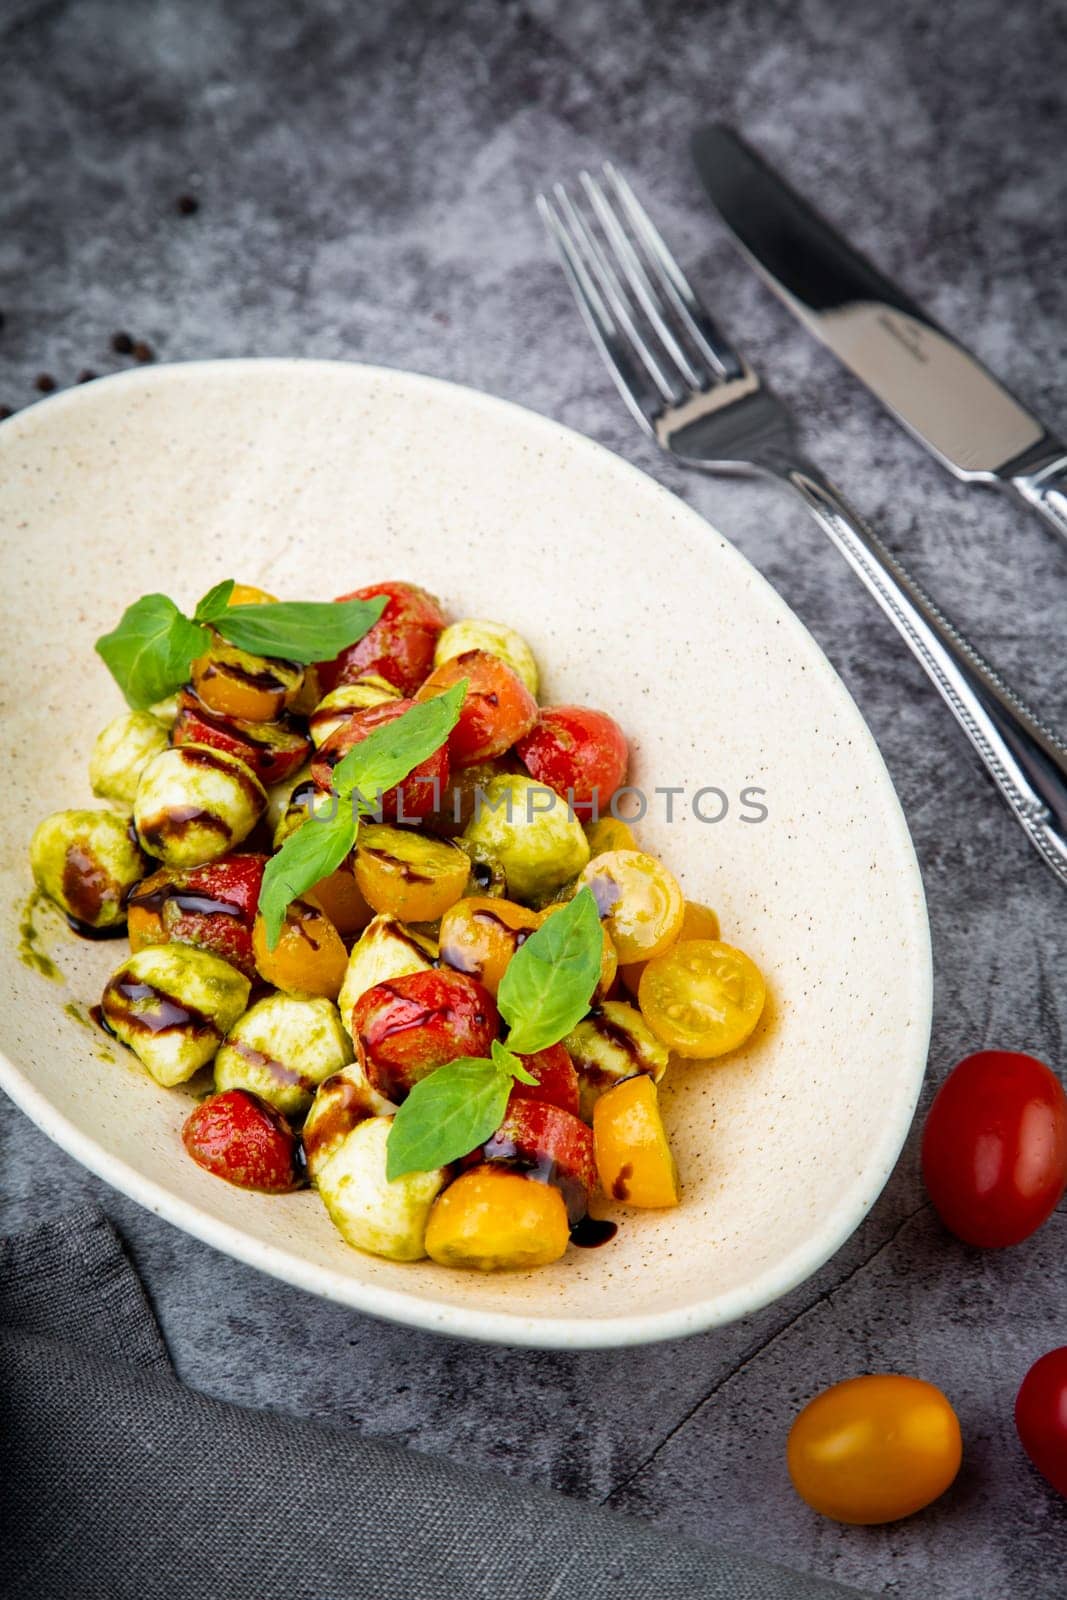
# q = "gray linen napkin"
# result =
<box><xmin>0</xmin><ymin>1207</ymin><xmax>869</xmax><ymax>1600</ymax></box>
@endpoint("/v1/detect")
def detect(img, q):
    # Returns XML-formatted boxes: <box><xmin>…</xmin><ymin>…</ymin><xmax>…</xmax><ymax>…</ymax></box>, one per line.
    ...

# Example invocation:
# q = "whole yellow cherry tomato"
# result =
<box><xmin>787</xmin><ymin>1375</ymin><xmax>962</xmax><ymax>1525</ymax></box>
<box><xmin>638</xmin><ymin>938</ymin><xmax>764</xmax><ymax>1058</ymax></box>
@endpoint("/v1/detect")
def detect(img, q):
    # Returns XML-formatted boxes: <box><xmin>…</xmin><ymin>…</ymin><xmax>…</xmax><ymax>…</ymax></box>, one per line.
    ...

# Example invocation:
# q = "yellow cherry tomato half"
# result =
<box><xmin>354</xmin><ymin>824</ymin><xmax>471</xmax><ymax>923</ymax></box>
<box><xmin>309</xmin><ymin>859</ymin><xmax>374</xmax><ymax>939</ymax></box>
<box><xmin>227</xmin><ymin>582</ymin><xmax>279</xmax><ymax>606</ymax></box>
<box><xmin>638</xmin><ymin>938</ymin><xmax>765</xmax><ymax>1058</ymax></box>
<box><xmin>787</xmin><ymin>1375</ymin><xmax>962</xmax><ymax>1525</ymax></box>
<box><xmin>592</xmin><ymin>1075</ymin><xmax>679</xmax><ymax>1208</ymax></box>
<box><xmin>620</xmin><ymin>899</ymin><xmax>721</xmax><ymax>997</ymax></box>
<box><xmin>579</xmin><ymin>849</ymin><xmax>684</xmax><ymax>965</ymax></box>
<box><xmin>425</xmin><ymin>1166</ymin><xmax>570</xmax><ymax>1270</ymax></box>
<box><xmin>584</xmin><ymin>816</ymin><xmax>638</xmax><ymax>856</ymax></box>
<box><xmin>252</xmin><ymin>897</ymin><xmax>348</xmax><ymax>999</ymax></box>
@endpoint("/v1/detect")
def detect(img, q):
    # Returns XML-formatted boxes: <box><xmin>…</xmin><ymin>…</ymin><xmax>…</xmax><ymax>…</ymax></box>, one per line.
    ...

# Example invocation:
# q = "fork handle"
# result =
<box><xmin>1011</xmin><ymin>451</ymin><xmax>1067</xmax><ymax>546</ymax></box>
<box><xmin>779</xmin><ymin>456</ymin><xmax>1067</xmax><ymax>888</ymax></box>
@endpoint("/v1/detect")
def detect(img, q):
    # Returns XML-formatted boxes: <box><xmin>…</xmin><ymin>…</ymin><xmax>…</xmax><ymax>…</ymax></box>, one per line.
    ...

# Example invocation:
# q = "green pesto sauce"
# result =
<box><xmin>18</xmin><ymin>892</ymin><xmax>63</xmax><ymax>982</ymax></box>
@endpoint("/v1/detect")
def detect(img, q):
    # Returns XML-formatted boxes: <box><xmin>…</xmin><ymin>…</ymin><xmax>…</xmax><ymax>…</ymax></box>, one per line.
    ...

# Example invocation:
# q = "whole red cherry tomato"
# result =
<box><xmin>320</xmin><ymin>580</ymin><xmax>445</xmax><ymax>695</ymax></box>
<box><xmin>415</xmin><ymin>649</ymin><xmax>538</xmax><ymax>766</ymax></box>
<box><xmin>182</xmin><ymin>1089</ymin><xmax>305</xmax><ymax>1192</ymax></box>
<box><xmin>921</xmin><ymin>1050</ymin><xmax>1067</xmax><ymax>1247</ymax></box>
<box><xmin>516</xmin><ymin>705</ymin><xmax>627</xmax><ymax>812</ymax></box>
<box><xmin>353</xmin><ymin>968</ymin><xmax>499</xmax><ymax>1102</ymax></box>
<box><xmin>311</xmin><ymin>699</ymin><xmax>450</xmax><ymax>821</ymax></box>
<box><xmin>1015</xmin><ymin>1347</ymin><xmax>1067</xmax><ymax>1500</ymax></box>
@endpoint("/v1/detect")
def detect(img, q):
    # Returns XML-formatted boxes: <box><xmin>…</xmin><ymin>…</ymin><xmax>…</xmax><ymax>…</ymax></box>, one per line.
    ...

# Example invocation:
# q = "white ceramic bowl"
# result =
<box><xmin>0</xmin><ymin>360</ymin><xmax>931</xmax><ymax>1347</ymax></box>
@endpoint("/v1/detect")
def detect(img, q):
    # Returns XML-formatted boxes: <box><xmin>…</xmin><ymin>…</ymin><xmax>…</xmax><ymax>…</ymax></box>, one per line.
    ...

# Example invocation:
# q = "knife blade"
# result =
<box><xmin>690</xmin><ymin>123</ymin><xmax>1067</xmax><ymax>544</ymax></box>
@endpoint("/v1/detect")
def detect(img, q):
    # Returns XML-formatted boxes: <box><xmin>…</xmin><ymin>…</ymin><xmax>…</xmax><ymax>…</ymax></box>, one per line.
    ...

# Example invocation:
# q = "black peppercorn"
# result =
<box><xmin>131</xmin><ymin>340</ymin><xmax>154</xmax><ymax>363</ymax></box>
<box><xmin>34</xmin><ymin>373</ymin><xmax>56</xmax><ymax>393</ymax></box>
<box><xmin>176</xmin><ymin>193</ymin><xmax>199</xmax><ymax>215</ymax></box>
<box><xmin>0</xmin><ymin>404</ymin><xmax>13</xmax><ymax>420</ymax></box>
<box><xmin>77</xmin><ymin>369</ymin><xmax>97</xmax><ymax>383</ymax></box>
<box><xmin>111</xmin><ymin>331</ymin><xmax>134</xmax><ymax>355</ymax></box>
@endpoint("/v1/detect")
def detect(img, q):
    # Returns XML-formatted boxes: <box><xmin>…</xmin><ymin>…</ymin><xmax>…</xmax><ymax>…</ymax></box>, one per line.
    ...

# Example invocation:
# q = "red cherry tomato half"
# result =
<box><xmin>516</xmin><ymin>705</ymin><xmax>627</xmax><ymax>812</ymax></box>
<box><xmin>468</xmin><ymin>1093</ymin><xmax>596</xmax><ymax>1225</ymax></box>
<box><xmin>509</xmin><ymin>1042</ymin><xmax>581</xmax><ymax>1118</ymax></box>
<box><xmin>353</xmin><ymin>968</ymin><xmax>499</xmax><ymax>1102</ymax></box>
<box><xmin>1015</xmin><ymin>1347</ymin><xmax>1067</xmax><ymax>1500</ymax></box>
<box><xmin>172</xmin><ymin>688</ymin><xmax>311</xmax><ymax>785</ymax></box>
<box><xmin>182</xmin><ymin>1089</ymin><xmax>305</xmax><ymax>1193</ymax></box>
<box><xmin>311</xmin><ymin>699</ymin><xmax>450</xmax><ymax>821</ymax></box>
<box><xmin>415</xmin><ymin>650</ymin><xmax>538</xmax><ymax>766</ymax></box>
<box><xmin>921</xmin><ymin>1050</ymin><xmax>1067</xmax><ymax>1248</ymax></box>
<box><xmin>126</xmin><ymin>852</ymin><xmax>267</xmax><ymax>979</ymax></box>
<box><xmin>320</xmin><ymin>580</ymin><xmax>445</xmax><ymax>695</ymax></box>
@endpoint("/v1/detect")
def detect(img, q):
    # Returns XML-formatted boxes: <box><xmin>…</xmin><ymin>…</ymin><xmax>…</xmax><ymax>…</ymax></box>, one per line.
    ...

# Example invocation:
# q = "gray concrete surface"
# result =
<box><xmin>2</xmin><ymin>1</ymin><xmax>1065</xmax><ymax>1594</ymax></box>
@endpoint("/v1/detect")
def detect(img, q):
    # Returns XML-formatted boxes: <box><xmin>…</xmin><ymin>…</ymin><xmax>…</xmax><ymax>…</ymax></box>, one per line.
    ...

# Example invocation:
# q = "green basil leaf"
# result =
<box><xmin>492</xmin><ymin>1037</ymin><xmax>538</xmax><ymax>1086</ymax></box>
<box><xmin>385</xmin><ymin>1056</ymin><xmax>511</xmax><ymax>1181</ymax></box>
<box><xmin>258</xmin><ymin>805</ymin><xmax>357</xmax><ymax>951</ymax></box>
<box><xmin>498</xmin><ymin>887</ymin><xmax>604</xmax><ymax>1055</ymax></box>
<box><xmin>214</xmin><ymin>595</ymin><xmax>387</xmax><ymax>665</ymax></box>
<box><xmin>331</xmin><ymin>680</ymin><xmax>467</xmax><ymax>804</ymax></box>
<box><xmin>94</xmin><ymin>594</ymin><xmax>210</xmax><ymax>710</ymax></box>
<box><xmin>194</xmin><ymin>579</ymin><xmax>236</xmax><ymax>622</ymax></box>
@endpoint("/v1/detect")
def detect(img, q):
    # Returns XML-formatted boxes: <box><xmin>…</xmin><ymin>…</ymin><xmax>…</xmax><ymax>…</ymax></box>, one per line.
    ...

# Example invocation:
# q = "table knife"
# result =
<box><xmin>690</xmin><ymin>124</ymin><xmax>1067</xmax><ymax>545</ymax></box>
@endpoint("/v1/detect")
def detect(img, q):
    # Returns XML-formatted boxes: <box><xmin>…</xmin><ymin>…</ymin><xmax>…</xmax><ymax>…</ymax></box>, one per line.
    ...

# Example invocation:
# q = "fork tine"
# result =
<box><xmin>536</xmin><ymin>192</ymin><xmax>663</xmax><ymax>436</ymax></box>
<box><xmin>579</xmin><ymin>170</ymin><xmax>709</xmax><ymax>392</ymax></box>
<box><xmin>603</xmin><ymin>163</ymin><xmax>745</xmax><ymax>381</ymax></box>
<box><xmin>551</xmin><ymin>182</ymin><xmax>683</xmax><ymax>407</ymax></box>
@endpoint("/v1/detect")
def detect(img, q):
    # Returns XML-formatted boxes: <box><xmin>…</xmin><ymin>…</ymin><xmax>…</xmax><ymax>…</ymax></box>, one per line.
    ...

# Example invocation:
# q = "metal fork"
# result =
<box><xmin>538</xmin><ymin>166</ymin><xmax>1067</xmax><ymax>890</ymax></box>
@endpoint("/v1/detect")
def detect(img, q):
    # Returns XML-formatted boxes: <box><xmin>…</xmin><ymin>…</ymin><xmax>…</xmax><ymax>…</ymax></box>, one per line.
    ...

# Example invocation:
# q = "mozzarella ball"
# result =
<box><xmin>316</xmin><ymin>1115</ymin><xmax>446</xmax><ymax>1261</ymax></box>
<box><xmin>271</xmin><ymin>778</ymin><xmax>339</xmax><ymax>850</ymax></box>
<box><xmin>337</xmin><ymin>914</ymin><xmax>436</xmax><ymax>1038</ymax></box>
<box><xmin>148</xmin><ymin>694</ymin><xmax>180</xmax><ymax>728</ymax></box>
<box><xmin>462</xmin><ymin>773</ymin><xmax>589</xmax><ymax>902</ymax></box>
<box><xmin>214</xmin><ymin>993</ymin><xmax>354</xmax><ymax>1119</ymax></box>
<box><xmin>308</xmin><ymin>676</ymin><xmax>400</xmax><ymax>748</ymax></box>
<box><xmin>134</xmin><ymin>744</ymin><xmax>266</xmax><ymax>867</ymax></box>
<box><xmin>302</xmin><ymin>1062</ymin><xmax>396</xmax><ymax>1179</ymax></box>
<box><xmin>264</xmin><ymin>762</ymin><xmax>313</xmax><ymax>843</ymax></box>
<box><xmin>30</xmin><ymin>808</ymin><xmax>147</xmax><ymax>930</ymax></box>
<box><xmin>89</xmin><ymin>711</ymin><xmax>170</xmax><ymax>806</ymax></box>
<box><xmin>564</xmin><ymin>1000</ymin><xmax>669</xmax><ymax>1122</ymax></box>
<box><xmin>101</xmin><ymin>943</ymin><xmax>250</xmax><ymax>1086</ymax></box>
<box><xmin>434</xmin><ymin>619</ymin><xmax>539</xmax><ymax>697</ymax></box>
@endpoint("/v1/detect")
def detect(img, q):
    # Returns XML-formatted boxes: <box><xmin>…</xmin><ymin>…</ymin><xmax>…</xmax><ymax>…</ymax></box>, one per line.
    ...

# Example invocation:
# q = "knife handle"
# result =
<box><xmin>780</xmin><ymin>457</ymin><xmax>1067</xmax><ymax>889</ymax></box>
<box><xmin>1011</xmin><ymin>452</ymin><xmax>1067</xmax><ymax>545</ymax></box>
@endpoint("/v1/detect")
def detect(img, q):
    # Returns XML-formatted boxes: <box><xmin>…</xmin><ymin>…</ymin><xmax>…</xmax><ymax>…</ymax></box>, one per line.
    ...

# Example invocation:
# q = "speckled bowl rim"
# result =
<box><xmin>0</xmin><ymin>359</ymin><xmax>932</xmax><ymax>1348</ymax></box>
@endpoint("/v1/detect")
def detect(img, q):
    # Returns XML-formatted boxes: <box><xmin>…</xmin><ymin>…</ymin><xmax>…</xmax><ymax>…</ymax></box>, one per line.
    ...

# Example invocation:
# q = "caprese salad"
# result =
<box><xmin>28</xmin><ymin>578</ymin><xmax>767</xmax><ymax>1270</ymax></box>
